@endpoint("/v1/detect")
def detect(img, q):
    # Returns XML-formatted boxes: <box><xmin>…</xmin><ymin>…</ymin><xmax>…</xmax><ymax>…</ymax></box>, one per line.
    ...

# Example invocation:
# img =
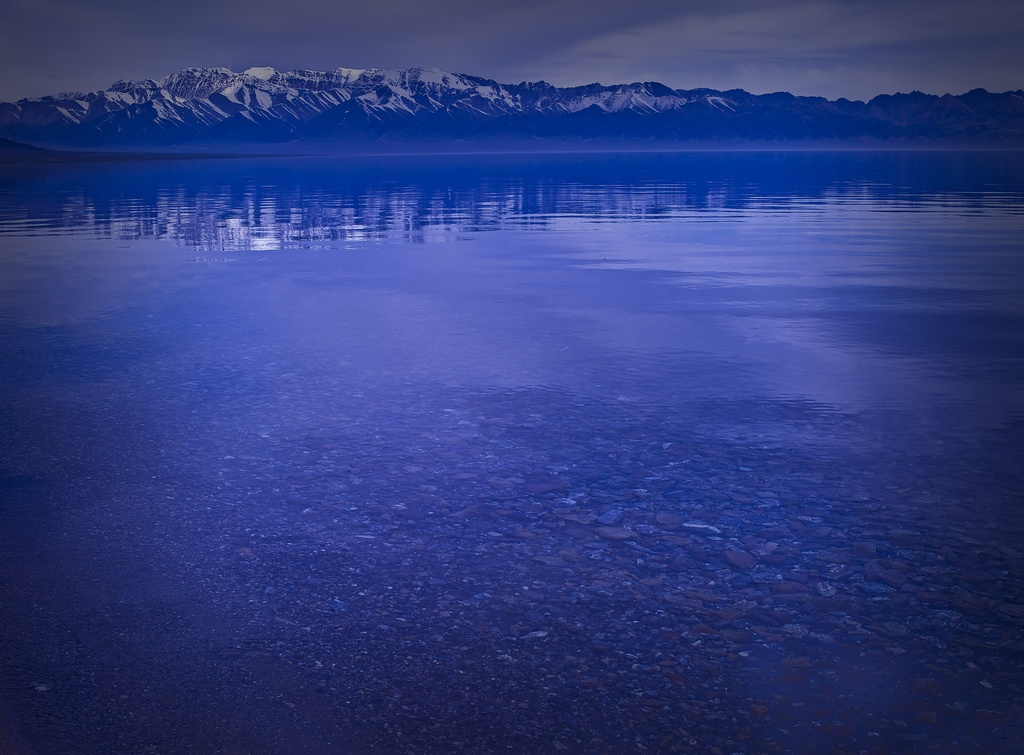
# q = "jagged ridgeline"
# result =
<box><xmin>2</xmin><ymin>65</ymin><xmax>1024</xmax><ymax>150</ymax></box>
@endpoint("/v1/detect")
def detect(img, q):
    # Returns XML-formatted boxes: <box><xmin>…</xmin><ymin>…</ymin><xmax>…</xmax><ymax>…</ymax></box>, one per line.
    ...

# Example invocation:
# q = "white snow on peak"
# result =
<box><xmin>413</xmin><ymin>68</ymin><xmax>454</xmax><ymax>86</ymax></box>
<box><xmin>157</xmin><ymin>67</ymin><xmax>232</xmax><ymax>85</ymax></box>
<box><xmin>412</xmin><ymin>67</ymin><xmax>480</xmax><ymax>90</ymax></box>
<box><xmin>705</xmin><ymin>96</ymin><xmax>735</xmax><ymax>111</ymax></box>
<box><xmin>244</xmin><ymin>67</ymin><xmax>277</xmax><ymax>81</ymax></box>
<box><xmin>333</xmin><ymin>67</ymin><xmax>368</xmax><ymax>83</ymax></box>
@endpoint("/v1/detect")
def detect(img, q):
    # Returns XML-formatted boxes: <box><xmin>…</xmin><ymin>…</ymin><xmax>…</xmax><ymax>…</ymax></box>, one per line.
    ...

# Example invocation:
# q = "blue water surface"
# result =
<box><xmin>1</xmin><ymin>151</ymin><xmax>1023</xmax><ymax>753</ymax></box>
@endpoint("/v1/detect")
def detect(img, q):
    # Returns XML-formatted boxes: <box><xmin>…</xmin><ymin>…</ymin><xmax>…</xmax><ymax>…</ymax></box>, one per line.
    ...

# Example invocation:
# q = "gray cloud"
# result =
<box><xmin>1</xmin><ymin>0</ymin><xmax>1021</xmax><ymax>101</ymax></box>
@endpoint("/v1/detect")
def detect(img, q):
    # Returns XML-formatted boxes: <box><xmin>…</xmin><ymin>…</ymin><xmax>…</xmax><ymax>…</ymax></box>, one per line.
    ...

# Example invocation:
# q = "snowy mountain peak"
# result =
<box><xmin>333</xmin><ymin>67</ymin><xmax>368</xmax><ymax>84</ymax></box>
<box><xmin>405</xmin><ymin>67</ymin><xmax>470</xmax><ymax>87</ymax></box>
<box><xmin>159</xmin><ymin>67</ymin><xmax>238</xmax><ymax>100</ymax></box>
<box><xmin>243</xmin><ymin>66</ymin><xmax>277</xmax><ymax>81</ymax></box>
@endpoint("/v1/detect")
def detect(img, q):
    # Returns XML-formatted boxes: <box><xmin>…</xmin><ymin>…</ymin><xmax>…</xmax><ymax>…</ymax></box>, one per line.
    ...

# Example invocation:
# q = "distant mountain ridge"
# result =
<box><xmin>2</xmin><ymin>65</ymin><xmax>1023</xmax><ymax>151</ymax></box>
<box><xmin>0</xmin><ymin>135</ymin><xmax>44</xmax><ymax>151</ymax></box>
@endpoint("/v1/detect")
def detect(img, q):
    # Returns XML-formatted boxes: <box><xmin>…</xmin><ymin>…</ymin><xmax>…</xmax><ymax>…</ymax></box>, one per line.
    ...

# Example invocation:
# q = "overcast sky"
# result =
<box><xmin>1</xmin><ymin>0</ymin><xmax>1022</xmax><ymax>102</ymax></box>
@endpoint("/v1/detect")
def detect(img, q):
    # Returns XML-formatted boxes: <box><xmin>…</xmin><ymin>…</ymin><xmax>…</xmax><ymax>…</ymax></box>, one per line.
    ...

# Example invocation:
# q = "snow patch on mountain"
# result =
<box><xmin>243</xmin><ymin>66</ymin><xmax>277</xmax><ymax>81</ymax></box>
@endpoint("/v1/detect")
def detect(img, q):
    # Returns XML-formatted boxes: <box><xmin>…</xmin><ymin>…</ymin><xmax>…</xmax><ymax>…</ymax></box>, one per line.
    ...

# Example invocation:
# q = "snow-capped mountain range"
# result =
<box><xmin>2</xmin><ymin>65</ymin><xmax>1023</xmax><ymax>150</ymax></box>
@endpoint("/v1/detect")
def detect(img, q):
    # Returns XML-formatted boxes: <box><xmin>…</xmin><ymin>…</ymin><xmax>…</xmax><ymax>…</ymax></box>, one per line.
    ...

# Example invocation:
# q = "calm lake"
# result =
<box><xmin>1</xmin><ymin>151</ymin><xmax>1022</xmax><ymax>753</ymax></box>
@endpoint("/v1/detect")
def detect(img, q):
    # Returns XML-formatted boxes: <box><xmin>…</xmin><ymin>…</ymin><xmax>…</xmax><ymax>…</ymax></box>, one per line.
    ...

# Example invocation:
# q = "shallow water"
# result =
<box><xmin>1</xmin><ymin>151</ymin><xmax>1023</xmax><ymax>753</ymax></box>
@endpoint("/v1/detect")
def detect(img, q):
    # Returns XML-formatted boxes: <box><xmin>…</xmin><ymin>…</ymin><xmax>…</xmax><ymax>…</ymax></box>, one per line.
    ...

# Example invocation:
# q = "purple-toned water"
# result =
<box><xmin>1</xmin><ymin>151</ymin><xmax>1022</xmax><ymax>753</ymax></box>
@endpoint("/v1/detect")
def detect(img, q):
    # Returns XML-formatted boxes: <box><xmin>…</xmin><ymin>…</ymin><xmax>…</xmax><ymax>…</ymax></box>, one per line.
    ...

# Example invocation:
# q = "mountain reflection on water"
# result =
<box><xmin>0</xmin><ymin>150</ymin><xmax>1022</xmax><ymax>754</ymax></box>
<box><xmin>4</xmin><ymin>151</ymin><xmax>1024</xmax><ymax>249</ymax></box>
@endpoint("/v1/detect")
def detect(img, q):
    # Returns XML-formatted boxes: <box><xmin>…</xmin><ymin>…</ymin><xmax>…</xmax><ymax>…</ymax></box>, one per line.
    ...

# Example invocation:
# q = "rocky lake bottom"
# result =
<box><xmin>1</xmin><ymin>151</ymin><xmax>1022</xmax><ymax>753</ymax></box>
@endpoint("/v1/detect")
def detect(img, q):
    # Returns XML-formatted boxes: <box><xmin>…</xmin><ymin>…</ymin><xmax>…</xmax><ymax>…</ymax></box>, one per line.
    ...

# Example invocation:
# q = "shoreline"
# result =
<box><xmin>3</xmin><ymin>139</ymin><xmax>1024</xmax><ymax>164</ymax></box>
